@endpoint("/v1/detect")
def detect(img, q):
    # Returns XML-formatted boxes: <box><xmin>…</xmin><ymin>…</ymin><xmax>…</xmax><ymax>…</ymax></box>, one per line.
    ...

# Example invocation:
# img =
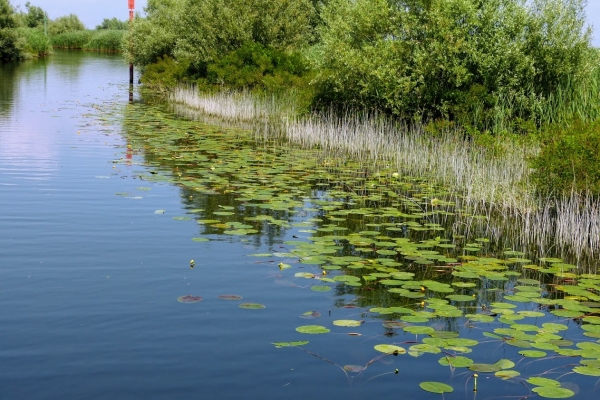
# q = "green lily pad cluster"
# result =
<box><xmin>110</xmin><ymin>98</ymin><xmax>600</xmax><ymax>399</ymax></box>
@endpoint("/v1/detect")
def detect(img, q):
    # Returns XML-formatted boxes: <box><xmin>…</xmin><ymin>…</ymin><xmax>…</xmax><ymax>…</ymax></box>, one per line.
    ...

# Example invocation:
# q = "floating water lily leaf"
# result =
<box><xmin>419</xmin><ymin>382</ymin><xmax>453</xmax><ymax>394</ymax></box>
<box><xmin>409</xmin><ymin>344</ymin><xmax>441</xmax><ymax>354</ymax></box>
<box><xmin>519</xmin><ymin>350</ymin><xmax>546</xmax><ymax>358</ymax></box>
<box><xmin>531</xmin><ymin>387</ymin><xmax>574</xmax><ymax>398</ymax></box>
<box><xmin>218</xmin><ymin>295</ymin><xmax>242</xmax><ymax>301</ymax></box>
<box><xmin>311</xmin><ymin>285</ymin><xmax>331</xmax><ymax>292</ymax></box>
<box><xmin>495</xmin><ymin>370</ymin><xmax>520</xmax><ymax>379</ymax></box>
<box><xmin>278</xmin><ymin>262</ymin><xmax>292</xmax><ymax>270</ymax></box>
<box><xmin>573</xmin><ymin>366</ymin><xmax>600</xmax><ymax>376</ymax></box>
<box><xmin>551</xmin><ymin>310</ymin><xmax>583</xmax><ymax>318</ymax></box>
<box><xmin>177</xmin><ymin>295</ymin><xmax>203</xmax><ymax>303</ymax></box>
<box><xmin>239</xmin><ymin>303</ymin><xmax>265</xmax><ymax>309</ymax></box>
<box><xmin>272</xmin><ymin>341</ymin><xmax>309</xmax><ymax>348</ymax></box>
<box><xmin>469</xmin><ymin>363</ymin><xmax>501</xmax><ymax>372</ymax></box>
<box><xmin>527</xmin><ymin>377</ymin><xmax>561</xmax><ymax>387</ymax></box>
<box><xmin>518</xmin><ymin>311</ymin><xmax>545</xmax><ymax>318</ymax></box>
<box><xmin>374</xmin><ymin>344</ymin><xmax>406</xmax><ymax>354</ymax></box>
<box><xmin>295</xmin><ymin>272</ymin><xmax>316</xmax><ymax>279</ymax></box>
<box><xmin>333</xmin><ymin>320</ymin><xmax>363</xmax><ymax>327</ymax></box>
<box><xmin>191</xmin><ymin>237</ymin><xmax>209</xmax><ymax>242</ymax></box>
<box><xmin>300</xmin><ymin>310</ymin><xmax>321</xmax><ymax>319</ymax></box>
<box><xmin>438</xmin><ymin>356</ymin><xmax>473</xmax><ymax>368</ymax></box>
<box><xmin>296</xmin><ymin>325</ymin><xmax>330</xmax><ymax>334</ymax></box>
<box><xmin>583</xmin><ymin>316</ymin><xmax>600</xmax><ymax>324</ymax></box>
<box><xmin>404</xmin><ymin>326</ymin><xmax>434</xmax><ymax>335</ymax></box>
<box><xmin>154</xmin><ymin>209</ymin><xmax>165</xmax><ymax>214</ymax></box>
<box><xmin>466</xmin><ymin>314</ymin><xmax>495</xmax><ymax>323</ymax></box>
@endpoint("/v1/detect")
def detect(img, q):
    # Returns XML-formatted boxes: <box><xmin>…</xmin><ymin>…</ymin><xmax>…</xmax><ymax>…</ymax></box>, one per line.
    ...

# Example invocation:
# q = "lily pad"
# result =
<box><xmin>272</xmin><ymin>341</ymin><xmax>309</xmax><ymax>348</ymax></box>
<box><xmin>531</xmin><ymin>387</ymin><xmax>574</xmax><ymax>398</ymax></box>
<box><xmin>239</xmin><ymin>303</ymin><xmax>265</xmax><ymax>309</ymax></box>
<box><xmin>218</xmin><ymin>295</ymin><xmax>242</xmax><ymax>301</ymax></box>
<box><xmin>333</xmin><ymin>320</ymin><xmax>363</xmax><ymax>327</ymax></box>
<box><xmin>300</xmin><ymin>311</ymin><xmax>321</xmax><ymax>319</ymax></box>
<box><xmin>419</xmin><ymin>382</ymin><xmax>453</xmax><ymax>394</ymax></box>
<box><xmin>177</xmin><ymin>295</ymin><xmax>203</xmax><ymax>303</ymax></box>
<box><xmin>311</xmin><ymin>285</ymin><xmax>332</xmax><ymax>292</ymax></box>
<box><xmin>296</xmin><ymin>325</ymin><xmax>330</xmax><ymax>334</ymax></box>
<box><xmin>374</xmin><ymin>344</ymin><xmax>406</xmax><ymax>354</ymax></box>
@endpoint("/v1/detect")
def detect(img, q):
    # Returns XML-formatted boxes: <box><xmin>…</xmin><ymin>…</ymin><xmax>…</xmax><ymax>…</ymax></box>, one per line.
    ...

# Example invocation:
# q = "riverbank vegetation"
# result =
<box><xmin>0</xmin><ymin>1</ymin><xmax>127</xmax><ymax>58</ymax></box>
<box><xmin>122</xmin><ymin>0</ymin><xmax>600</xmax><ymax>259</ymax></box>
<box><xmin>124</xmin><ymin>0</ymin><xmax>600</xmax><ymax>200</ymax></box>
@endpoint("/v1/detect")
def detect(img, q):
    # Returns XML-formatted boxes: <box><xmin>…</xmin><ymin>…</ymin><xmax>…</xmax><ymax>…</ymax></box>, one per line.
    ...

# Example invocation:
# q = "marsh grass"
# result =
<box><xmin>51</xmin><ymin>31</ymin><xmax>93</xmax><ymax>49</ymax></box>
<box><xmin>16</xmin><ymin>27</ymin><xmax>52</xmax><ymax>57</ymax></box>
<box><xmin>83</xmin><ymin>30</ymin><xmax>125</xmax><ymax>52</ymax></box>
<box><xmin>168</xmin><ymin>85</ymin><xmax>600</xmax><ymax>262</ymax></box>
<box><xmin>51</xmin><ymin>30</ymin><xmax>124</xmax><ymax>51</ymax></box>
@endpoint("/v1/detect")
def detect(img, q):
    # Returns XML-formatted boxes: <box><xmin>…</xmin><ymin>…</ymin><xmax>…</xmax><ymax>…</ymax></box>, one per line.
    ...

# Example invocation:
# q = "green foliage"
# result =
<box><xmin>530</xmin><ymin>121</ymin><xmax>600</xmax><ymax>195</ymax></box>
<box><xmin>122</xmin><ymin>0</ymin><xmax>181</xmax><ymax>65</ymax></box>
<box><xmin>84</xmin><ymin>30</ymin><xmax>125</xmax><ymax>52</ymax></box>
<box><xmin>48</xmin><ymin>14</ymin><xmax>85</xmax><ymax>36</ymax></box>
<box><xmin>17</xmin><ymin>26</ymin><xmax>51</xmax><ymax>56</ymax></box>
<box><xmin>314</xmin><ymin>0</ymin><xmax>595</xmax><ymax>130</ymax></box>
<box><xmin>23</xmin><ymin>1</ymin><xmax>46</xmax><ymax>28</ymax></box>
<box><xmin>201</xmin><ymin>42</ymin><xmax>310</xmax><ymax>92</ymax></box>
<box><xmin>125</xmin><ymin>0</ymin><xmax>316</xmax><ymax>68</ymax></box>
<box><xmin>140</xmin><ymin>56</ymin><xmax>189</xmax><ymax>88</ymax></box>
<box><xmin>96</xmin><ymin>18</ymin><xmax>128</xmax><ymax>30</ymax></box>
<box><xmin>50</xmin><ymin>30</ymin><xmax>92</xmax><ymax>49</ymax></box>
<box><xmin>0</xmin><ymin>0</ymin><xmax>24</xmax><ymax>61</ymax></box>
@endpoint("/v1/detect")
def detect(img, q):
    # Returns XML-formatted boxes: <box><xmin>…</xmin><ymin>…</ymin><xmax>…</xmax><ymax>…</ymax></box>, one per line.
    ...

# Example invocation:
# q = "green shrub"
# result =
<box><xmin>84</xmin><ymin>30</ymin><xmax>124</xmax><ymax>52</ymax></box>
<box><xmin>202</xmin><ymin>42</ymin><xmax>310</xmax><ymax>92</ymax></box>
<box><xmin>530</xmin><ymin>121</ymin><xmax>600</xmax><ymax>196</ymax></box>
<box><xmin>1</xmin><ymin>0</ymin><xmax>24</xmax><ymax>61</ymax></box>
<box><xmin>23</xmin><ymin>1</ymin><xmax>46</xmax><ymax>28</ymax></box>
<box><xmin>140</xmin><ymin>55</ymin><xmax>190</xmax><ymax>88</ymax></box>
<box><xmin>124</xmin><ymin>0</ymin><xmax>316</xmax><ymax>69</ymax></box>
<box><xmin>314</xmin><ymin>0</ymin><xmax>596</xmax><ymax>129</ymax></box>
<box><xmin>17</xmin><ymin>26</ymin><xmax>51</xmax><ymax>56</ymax></box>
<box><xmin>48</xmin><ymin>14</ymin><xmax>85</xmax><ymax>36</ymax></box>
<box><xmin>96</xmin><ymin>18</ymin><xmax>128</xmax><ymax>30</ymax></box>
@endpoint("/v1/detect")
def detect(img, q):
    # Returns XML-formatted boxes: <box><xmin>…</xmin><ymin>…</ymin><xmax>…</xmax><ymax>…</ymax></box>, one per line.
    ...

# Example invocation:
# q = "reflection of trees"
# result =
<box><xmin>0</xmin><ymin>61</ymin><xmax>18</xmax><ymax>115</ymax></box>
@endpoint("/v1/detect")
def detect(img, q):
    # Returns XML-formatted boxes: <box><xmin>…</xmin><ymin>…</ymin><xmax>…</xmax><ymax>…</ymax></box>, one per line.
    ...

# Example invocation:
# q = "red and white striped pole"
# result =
<box><xmin>128</xmin><ymin>0</ymin><xmax>135</xmax><ymax>84</ymax></box>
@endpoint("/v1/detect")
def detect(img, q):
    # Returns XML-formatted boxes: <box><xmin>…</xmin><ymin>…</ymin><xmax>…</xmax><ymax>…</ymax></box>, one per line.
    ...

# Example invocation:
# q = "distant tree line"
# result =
<box><xmin>0</xmin><ymin>0</ymin><xmax>128</xmax><ymax>60</ymax></box>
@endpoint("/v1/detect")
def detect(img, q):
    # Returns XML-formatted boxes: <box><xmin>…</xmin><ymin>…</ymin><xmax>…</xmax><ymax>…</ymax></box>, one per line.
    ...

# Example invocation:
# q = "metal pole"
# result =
<box><xmin>128</xmin><ymin>1</ymin><xmax>135</xmax><ymax>85</ymax></box>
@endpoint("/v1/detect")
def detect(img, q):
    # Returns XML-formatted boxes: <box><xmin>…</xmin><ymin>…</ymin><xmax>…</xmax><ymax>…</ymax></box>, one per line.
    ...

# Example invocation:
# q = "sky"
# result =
<box><xmin>9</xmin><ymin>0</ymin><xmax>600</xmax><ymax>46</ymax></box>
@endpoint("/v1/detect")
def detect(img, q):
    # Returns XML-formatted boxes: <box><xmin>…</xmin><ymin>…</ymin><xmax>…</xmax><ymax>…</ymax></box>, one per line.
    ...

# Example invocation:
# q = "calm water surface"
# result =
<box><xmin>1</xmin><ymin>52</ymin><xmax>599</xmax><ymax>400</ymax></box>
<box><xmin>0</xmin><ymin>51</ymin><xmax>402</xmax><ymax>400</ymax></box>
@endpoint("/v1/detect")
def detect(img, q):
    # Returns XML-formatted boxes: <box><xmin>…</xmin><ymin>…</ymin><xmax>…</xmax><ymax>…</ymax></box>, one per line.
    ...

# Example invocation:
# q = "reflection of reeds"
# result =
<box><xmin>168</xmin><ymin>85</ymin><xmax>600</xmax><ymax>263</ymax></box>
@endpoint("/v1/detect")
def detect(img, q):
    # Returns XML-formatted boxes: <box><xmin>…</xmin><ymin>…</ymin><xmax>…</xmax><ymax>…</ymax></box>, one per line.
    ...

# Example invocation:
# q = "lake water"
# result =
<box><xmin>1</xmin><ymin>51</ymin><xmax>600</xmax><ymax>400</ymax></box>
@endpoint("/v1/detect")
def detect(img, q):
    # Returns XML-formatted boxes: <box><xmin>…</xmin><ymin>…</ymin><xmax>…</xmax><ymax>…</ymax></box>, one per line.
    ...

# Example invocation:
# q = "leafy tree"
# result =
<box><xmin>0</xmin><ymin>0</ymin><xmax>23</xmax><ymax>61</ymax></box>
<box><xmin>122</xmin><ymin>0</ymin><xmax>183</xmax><ymax>66</ymax></box>
<box><xmin>314</xmin><ymin>0</ymin><xmax>595</xmax><ymax>127</ymax></box>
<box><xmin>49</xmin><ymin>14</ymin><xmax>85</xmax><ymax>36</ymax></box>
<box><xmin>96</xmin><ymin>17</ymin><xmax>128</xmax><ymax>30</ymax></box>
<box><xmin>124</xmin><ymin>0</ymin><xmax>316</xmax><ymax>69</ymax></box>
<box><xmin>24</xmin><ymin>1</ymin><xmax>46</xmax><ymax>28</ymax></box>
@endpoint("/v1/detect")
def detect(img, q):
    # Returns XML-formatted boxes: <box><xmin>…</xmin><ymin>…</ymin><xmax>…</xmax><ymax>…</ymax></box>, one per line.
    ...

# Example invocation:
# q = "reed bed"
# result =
<box><xmin>169</xmin><ymin>85</ymin><xmax>600</xmax><ymax>263</ymax></box>
<box><xmin>51</xmin><ymin>30</ymin><xmax>125</xmax><ymax>51</ymax></box>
